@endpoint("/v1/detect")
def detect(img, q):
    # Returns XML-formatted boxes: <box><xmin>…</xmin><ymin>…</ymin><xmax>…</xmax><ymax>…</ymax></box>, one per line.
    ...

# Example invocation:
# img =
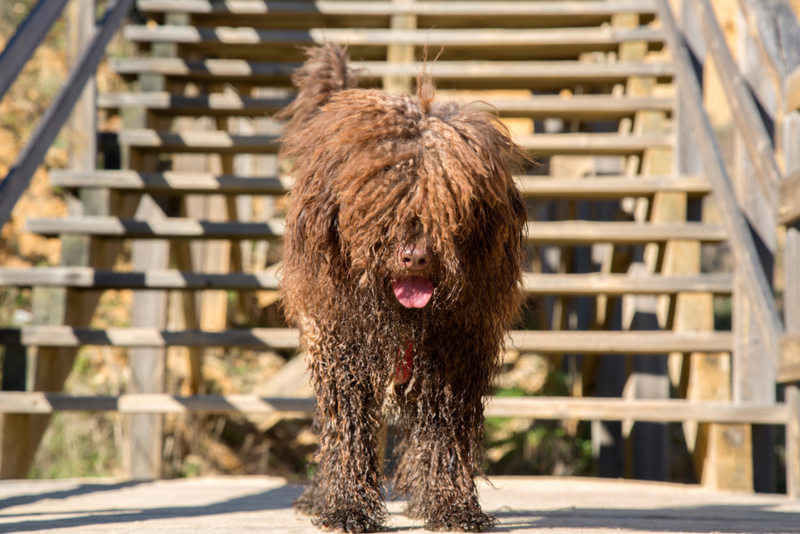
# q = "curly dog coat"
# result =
<box><xmin>278</xmin><ymin>44</ymin><xmax>530</xmax><ymax>533</ymax></box>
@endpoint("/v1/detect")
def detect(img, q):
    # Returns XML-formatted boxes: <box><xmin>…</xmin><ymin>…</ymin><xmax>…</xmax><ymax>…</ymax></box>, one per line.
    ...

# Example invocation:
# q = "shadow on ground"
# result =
<box><xmin>1</xmin><ymin>482</ymin><xmax>800</xmax><ymax>533</ymax></box>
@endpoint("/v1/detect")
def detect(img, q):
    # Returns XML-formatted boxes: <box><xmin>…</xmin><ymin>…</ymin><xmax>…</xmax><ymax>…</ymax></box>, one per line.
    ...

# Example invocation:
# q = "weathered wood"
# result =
<box><xmin>118</xmin><ymin>130</ymin><xmax>280</xmax><ymax>153</ymax></box>
<box><xmin>96</xmin><ymin>92</ymin><xmax>673</xmax><ymax>120</ymax></box>
<box><xmin>516</xmin><ymin>133</ymin><xmax>673</xmax><ymax>155</ymax></box>
<box><xmin>26</xmin><ymin>217</ymin><xmax>727</xmax><ymax>244</ymax></box>
<box><xmin>689</xmin><ymin>0</ymin><xmax>780</xmax><ymax>210</ymax></box>
<box><xmin>779</xmin><ymin>171</ymin><xmax>800</xmax><ymax>225</ymax></box>
<box><xmin>657</xmin><ymin>0</ymin><xmax>784</xmax><ymax>367</ymax></box>
<box><xmin>788</xmin><ymin>385</ymin><xmax>800</xmax><ymax>498</ymax></box>
<box><xmin>136</xmin><ymin>0</ymin><xmax>658</xmax><ymax>17</ymax></box>
<box><xmin>0</xmin><ymin>392</ymin><xmax>787</xmax><ymax>424</ymax></box>
<box><xmin>123</xmin><ymin>25</ymin><xmax>666</xmax><ymax>48</ymax></box>
<box><xmin>110</xmin><ymin>58</ymin><xmax>675</xmax><ymax>88</ymax></box>
<box><xmin>97</xmin><ymin>92</ymin><xmax>294</xmax><ymax>115</ymax></box>
<box><xmin>0</xmin><ymin>268</ymin><xmax>733</xmax><ymax>295</ymax></box>
<box><xmin>50</xmin><ymin>170</ymin><xmax>293</xmax><ymax>194</ymax></box>
<box><xmin>0</xmin><ymin>0</ymin><xmax>136</xmax><ymax>229</ymax></box>
<box><xmin>0</xmin><ymin>0</ymin><xmax>71</xmax><ymax>101</ymax></box>
<box><xmin>782</xmin><ymin>333</ymin><xmax>800</xmax><ymax>383</ymax></box>
<box><xmin>50</xmin><ymin>171</ymin><xmax>710</xmax><ymax>198</ymax></box>
<box><xmin>0</xmin><ymin>326</ymin><xmax>734</xmax><ymax>354</ymax></box>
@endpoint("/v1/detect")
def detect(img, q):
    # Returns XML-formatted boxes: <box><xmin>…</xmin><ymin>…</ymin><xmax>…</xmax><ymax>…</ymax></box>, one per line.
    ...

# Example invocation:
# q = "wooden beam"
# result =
<box><xmin>778</xmin><ymin>170</ymin><xmax>800</xmax><ymax>225</ymax></box>
<box><xmin>50</xmin><ymin>171</ymin><xmax>710</xmax><ymax>198</ymax></box>
<box><xmin>118</xmin><ymin>130</ymin><xmax>280</xmax><ymax>153</ymax></box>
<box><xmin>0</xmin><ymin>392</ymin><xmax>787</xmax><ymax>425</ymax></box>
<box><xmin>26</xmin><ymin>217</ymin><xmax>727</xmax><ymax>243</ymax></box>
<box><xmin>109</xmin><ymin>58</ymin><xmax>675</xmax><ymax>88</ymax></box>
<box><xmin>0</xmin><ymin>326</ymin><xmax>733</xmax><ymax>353</ymax></box>
<box><xmin>657</xmin><ymin>0</ymin><xmax>784</xmax><ymax>366</ymax></box>
<box><xmin>123</xmin><ymin>25</ymin><xmax>666</xmax><ymax>47</ymax></box>
<box><xmin>136</xmin><ymin>0</ymin><xmax>658</xmax><ymax>17</ymax></box>
<box><xmin>788</xmin><ymin>385</ymin><xmax>800</xmax><ymax>498</ymax></box>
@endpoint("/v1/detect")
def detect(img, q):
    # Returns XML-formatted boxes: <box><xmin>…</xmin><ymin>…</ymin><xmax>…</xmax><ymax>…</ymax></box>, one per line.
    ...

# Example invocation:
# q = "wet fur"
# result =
<box><xmin>278</xmin><ymin>44</ymin><xmax>530</xmax><ymax>533</ymax></box>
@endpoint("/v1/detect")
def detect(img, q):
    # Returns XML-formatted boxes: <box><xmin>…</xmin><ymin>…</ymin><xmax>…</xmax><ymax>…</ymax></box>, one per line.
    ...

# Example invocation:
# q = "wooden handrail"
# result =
<box><xmin>0</xmin><ymin>0</ymin><xmax>70</xmax><ymax>101</ymax></box>
<box><xmin>0</xmin><ymin>0</ymin><xmax>135</xmax><ymax>229</ymax></box>
<box><xmin>656</xmin><ymin>0</ymin><xmax>784</xmax><ymax>365</ymax></box>
<box><xmin>690</xmin><ymin>0</ymin><xmax>781</xmax><ymax>211</ymax></box>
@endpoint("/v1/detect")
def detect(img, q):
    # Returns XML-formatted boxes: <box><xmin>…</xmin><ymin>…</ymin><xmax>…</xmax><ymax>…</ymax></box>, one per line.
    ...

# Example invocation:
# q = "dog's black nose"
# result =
<box><xmin>399</xmin><ymin>244</ymin><xmax>431</xmax><ymax>271</ymax></box>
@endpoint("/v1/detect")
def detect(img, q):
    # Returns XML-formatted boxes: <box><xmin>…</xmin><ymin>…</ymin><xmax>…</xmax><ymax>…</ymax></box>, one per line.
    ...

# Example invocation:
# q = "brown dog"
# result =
<box><xmin>278</xmin><ymin>44</ymin><xmax>530</xmax><ymax>533</ymax></box>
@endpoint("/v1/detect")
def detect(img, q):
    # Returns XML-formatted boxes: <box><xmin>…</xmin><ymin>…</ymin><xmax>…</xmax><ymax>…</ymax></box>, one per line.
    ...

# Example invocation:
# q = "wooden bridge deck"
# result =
<box><xmin>0</xmin><ymin>476</ymin><xmax>798</xmax><ymax>534</ymax></box>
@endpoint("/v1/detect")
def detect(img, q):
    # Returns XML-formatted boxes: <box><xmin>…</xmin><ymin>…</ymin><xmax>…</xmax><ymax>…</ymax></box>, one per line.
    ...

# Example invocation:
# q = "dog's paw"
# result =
<box><xmin>424</xmin><ymin>506</ymin><xmax>496</xmax><ymax>532</ymax></box>
<box><xmin>294</xmin><ymin>487</ymin><xmax>325</xmax><ymax>516</ymax></box>
<box><xmin>314</xmin><ymin>507</ymin><xmax>387</xmax><ymax>533</ymax></box>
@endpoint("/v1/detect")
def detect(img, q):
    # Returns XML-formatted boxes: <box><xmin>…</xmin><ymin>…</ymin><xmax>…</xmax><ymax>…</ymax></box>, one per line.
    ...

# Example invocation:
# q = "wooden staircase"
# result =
<box><xmin>1</xmin><ymin>0</ymin><xmax>798</xmax><ymax>494</ymax></box>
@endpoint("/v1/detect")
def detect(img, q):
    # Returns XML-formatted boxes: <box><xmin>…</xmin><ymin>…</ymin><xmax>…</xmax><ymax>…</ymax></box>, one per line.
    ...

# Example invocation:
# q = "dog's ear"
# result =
<box><xmin>284</xmin><ymin>181</ymin><xmax>341</xmax><ymax>269</ymax></box>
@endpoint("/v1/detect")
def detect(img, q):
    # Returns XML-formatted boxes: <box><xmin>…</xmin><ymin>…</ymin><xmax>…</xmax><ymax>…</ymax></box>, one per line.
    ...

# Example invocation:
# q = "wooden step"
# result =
<box><xmin>0</xmin><ymin>326</ymin><xmax>732</xmax><ymax>354</ymax></box>
<box><xmin>0</xmin><ymin>393</ymin><xmax>785</xmax><ymax>426</ymax></box>
<box><xmin>135</xmin><ymin>1</ymin><xmax>658</xmax><ymax>31</ymax></box>
<box><xmin>518</xmin><ymin>133</ymin><xmax>673</xmax><ymax>156</ymax></box>
<box><xmin>118</xmin><ymin>129</ymin><xmax>280</xmax><ymax>154</ymax></box>
<box><xmin>0</xmin><ymin>268</ymin><xmax>733</xmax><ymax>295</ymax></box>
<box><xmin>123</xmin><ymin>26</ymin><xmax>664</xmax><ymax>61</ymax></box>
<box><xmin>96</xmin><ymin>92</ymin><xmax>293</xmax><ymax>115</ymax></box>
<box><xmin>50</xmin><ymin>171</ymin><xmax>710</xmax><ymax>198</ymax></box>
<box><xmin>116</xmin><ymin>128</ymin><xmax>671</xmax><ymax>156</ymax></box>
<box><xmin>50</xmin><ymin>170</ymin><xmax>293</xmax><ymax>194</ymax></box>
<box><xmin>97</xmin><ymin>92</ymin><xmax>674</xmax><ymax>121</ymax></box>
<box><xmin>110</xmin><ymin>58</ymin><xmax>674</xmax><ymax>89</ymax></box>
<box><xmin>25</xmin><ymin>217</ymin><xmax>727</xmax><ymax>244</ymax></box>
<box><xmin>136</xmin><ymin>0</ymin><xmax>658</xmax><ymax>19</ymax></box>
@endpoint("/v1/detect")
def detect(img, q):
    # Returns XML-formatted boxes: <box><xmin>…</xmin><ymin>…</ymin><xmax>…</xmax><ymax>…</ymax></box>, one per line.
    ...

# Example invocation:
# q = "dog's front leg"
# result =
<box><xmin>306</xmin><ymin>355</ymin><xmax>388</xmax><ymax>533</ymax></box>
<box><xmin>396</xmin><ymin>389</ymin><xmax>496</xmax><ymax>532</ymax></box>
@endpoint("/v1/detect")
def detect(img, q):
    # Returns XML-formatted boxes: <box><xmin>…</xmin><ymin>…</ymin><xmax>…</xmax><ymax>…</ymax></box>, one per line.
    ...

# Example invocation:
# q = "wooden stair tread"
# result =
<box><xmin>50</xmin><ymin>170</ymin><xmax>710</xmax><ymax>198</ymax></box>
<box><xmin>116</xmin><ymin>128</ymin><xmax>672</xmax><ymax>155</ymax></box>
<box><xmin>0</xmin><ymin>393</ymin><xmax>786</xmax><ymax>425</ymax></box>
<box><xmin>123</xmin><ymin>25</ymin><xmax>665</xmax><ymax>47</ymax></box>
<box><xmin>97</xmin><ymin>92</ymin><xmax>674</xmax><ymax>120</ymax></box>
<box><xmin>110</xmin><ymin>58</ymin><xmax>675</xmax><ymax>88</ymax></box>
<box><xmin>0</xmin><ymin>326</ymin><xmax>732</xmax><ymax>354</ymax></box>
<box><xmin>25</xmin><ymin>217</ymin><xmax>726</xmax><ymax>243</ymax></box>
<box><xmin>135</xmin><ymin>0</ymin><xmax>658</xmax><ymax>18</ymax></box>
<box><xmin>0</xmin><ymin>267</ymin><xmax>732</xmax><ymax>295</ymax></box>
<box><xmin>118</xmin><ymin>129</ymin><xmax>280</xmax><ymax>153</ymax></box>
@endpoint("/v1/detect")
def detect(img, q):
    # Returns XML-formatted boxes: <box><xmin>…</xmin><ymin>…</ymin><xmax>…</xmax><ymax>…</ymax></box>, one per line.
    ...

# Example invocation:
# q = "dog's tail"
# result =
<box><xmin>276</xmin><ymin>43</ymin><xmax>358</xmax><ymax>139</ymax></box>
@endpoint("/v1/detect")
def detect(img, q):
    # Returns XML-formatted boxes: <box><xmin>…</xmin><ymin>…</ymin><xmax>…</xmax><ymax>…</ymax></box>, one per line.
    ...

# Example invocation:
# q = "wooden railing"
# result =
<box><xmin>0</xmin><ymin>0</ymin><xmax>135</xmax><ymax>227</ymax></box>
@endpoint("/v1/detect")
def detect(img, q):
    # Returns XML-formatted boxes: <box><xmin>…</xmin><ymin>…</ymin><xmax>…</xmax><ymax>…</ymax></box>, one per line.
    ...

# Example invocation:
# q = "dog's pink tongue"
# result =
<box><xmin>392</xmin><ymin>277</ymin><xmax>433</xmax><ymax>308</ymax></box>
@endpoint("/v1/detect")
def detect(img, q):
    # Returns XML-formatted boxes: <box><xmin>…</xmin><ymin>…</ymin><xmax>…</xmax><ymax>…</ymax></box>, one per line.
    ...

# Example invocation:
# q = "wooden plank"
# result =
<box><xmin>97</xmin><ymin>92</ymin><xmax>293</xmax><ymax>115</ymax></box>
<box><xmin>778</xmin><ymin>170</ymin><xmax>800</xmax><ymax>225</ymax></box>
<box><xmin>109</xmin><ymin>58</ymin><xmax>675</xmax><ymax>88</ymax></box>
<box><xmin>516</xmin><ymin>133</ymin><xmax>673</xmax><ymax>156</ymax></box>
<box><xmin>97</xmin><ymin>92</ymin><xmax>673</xmax><ymax>120</ymax></box>
<box><xmin>25</xmin><ymin>217</ymin><xmax>727</xmax><ymax>243</ymax></box>
<box><xmin>123</xmin><ymin>25</ymin><xmax>666</xmax><ymax>47</ymax></box>
<box><xmin>118</xmin><ymin>130</ymin><xmax>280</xmax><ymax>154</ymax></box>
<box><xmin>25</xmin><ymin>217</ymin><xmax>286</xmax><ymax>238</ymax></box>
<box><xmin>0</xmin><ymin>0</ymin><xmax>136</xmax><ymax>228</ymax></box>
<box><xmin>50</xmin><ymin>171</ymin><xmax>710</xmax><ymax>198</ymax></box>
<box><xmin>136</xmin><ymin>0</ymin><xmax>658</xmax><ymax>17</ymax></box>
<box><xmin>50</xmin><ymin>170</ymin><xmax>293</xmax><ymax>194</ymax></box>
<box><xmin>0</xmin><ymin>327</ymin><xmax>733</xmax><ymax>354</ymax></box>
<box><xmin>781</xmin><ymin>333</ymin><xmax>800</xmax><ymax>383</ymax></box>
<box><xmin>0</xmin><ymin>0</ymin><xmax>70</xmax><ymax>101</ymax></box>
<box><xmin>0</xmin><ymin>268</ymin><xmax>732</xmax><ymax>295</ymax></box>
<box><xmin>0</xmin><ymin>392</ymin><xmax>787</xmax><ymax>424</ymax></box>
<box><xmin>788</xmin><ymin>385</ymin><xmax>800</xmax><ymax>498</ymax></box>
<box><xmin>657</xmin><ymin>0</ymin><xmax>784</xmax><ymax>366</ymax></box>
<box><xmin>115</xmin><ymin>129</ymin><xmax>670</xmax><ymax>156</ymax></box>
<box><xmin>689</xmin><ymin>0</ymin><xmax>780</xmax><ymax>210</ymax></box>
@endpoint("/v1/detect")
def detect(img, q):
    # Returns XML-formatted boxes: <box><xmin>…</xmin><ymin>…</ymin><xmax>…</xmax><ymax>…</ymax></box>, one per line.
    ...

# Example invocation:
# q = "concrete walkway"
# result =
<box><xmin>0</xmin><ymin>476</ymin><xmax>799</xmax><ymax>533</ymax></box>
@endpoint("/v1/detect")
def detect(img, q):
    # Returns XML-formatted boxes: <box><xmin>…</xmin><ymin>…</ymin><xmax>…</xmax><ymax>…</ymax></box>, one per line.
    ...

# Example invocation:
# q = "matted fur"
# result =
<box><xmin>279</xmin><ymin>43</ymin><xmax>531</xmax><ymax>533</ymax></box>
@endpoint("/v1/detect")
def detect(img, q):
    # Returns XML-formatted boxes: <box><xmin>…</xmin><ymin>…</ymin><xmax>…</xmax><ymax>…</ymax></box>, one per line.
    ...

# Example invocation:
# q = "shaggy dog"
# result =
<box><xmin>277</xmin><ymin>44</ymin><xmax>530</xmax><ymax>533</ymax></box>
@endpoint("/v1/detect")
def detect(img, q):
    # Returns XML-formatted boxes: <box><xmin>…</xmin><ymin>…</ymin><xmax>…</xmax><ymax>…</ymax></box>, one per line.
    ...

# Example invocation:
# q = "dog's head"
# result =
<box><xmin>280</xmin><ymin>48</ymin><xmax>530</xmax><ymax>319</ymax></box>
